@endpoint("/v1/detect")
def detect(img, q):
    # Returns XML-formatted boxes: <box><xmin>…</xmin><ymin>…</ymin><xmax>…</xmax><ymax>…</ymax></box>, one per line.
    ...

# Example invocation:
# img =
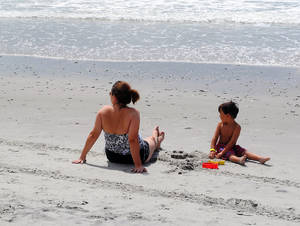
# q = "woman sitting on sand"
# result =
<box><xmin>72</xmin><ymin>81</ymin><xmax>165</xmax><ymax>173</ymax></box>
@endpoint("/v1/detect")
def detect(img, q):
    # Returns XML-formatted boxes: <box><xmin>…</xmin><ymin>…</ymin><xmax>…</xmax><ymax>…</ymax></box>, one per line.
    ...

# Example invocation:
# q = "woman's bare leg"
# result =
<box><xmin>144</xmin><ymin>126</ymin><xmax>165</xmax><ymax>163</ymax></box>
<box><xmin>244</xmin><ymin>151</ymin><xmax>270</xmax><ymax>164</ymax></box>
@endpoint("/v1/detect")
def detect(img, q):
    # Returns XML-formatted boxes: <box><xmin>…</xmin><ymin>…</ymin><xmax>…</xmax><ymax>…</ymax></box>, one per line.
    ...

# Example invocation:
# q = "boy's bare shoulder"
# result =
<box><xmin>234</xmin><ymin>121</ymin><xmax>241</xmax><ymax>130</ymax></box>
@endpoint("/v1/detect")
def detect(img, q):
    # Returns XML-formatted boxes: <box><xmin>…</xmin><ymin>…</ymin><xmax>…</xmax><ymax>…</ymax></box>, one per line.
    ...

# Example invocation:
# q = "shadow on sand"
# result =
<box><xmin>84</xmin><ymin>150</ymin><xmax>161</xmax><ymax>174</ymax></box>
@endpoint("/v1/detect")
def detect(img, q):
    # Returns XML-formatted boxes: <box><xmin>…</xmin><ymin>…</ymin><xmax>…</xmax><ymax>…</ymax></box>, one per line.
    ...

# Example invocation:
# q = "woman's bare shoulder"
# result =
<box><xmin>98</xmin><ymin>105</ymin><xmax>113</xmax><ymax>114</ymax></box>
<box><xmin>126</xmin><ymin>107</ymin><xmax>140</xmax><ymax>116</ymax></box>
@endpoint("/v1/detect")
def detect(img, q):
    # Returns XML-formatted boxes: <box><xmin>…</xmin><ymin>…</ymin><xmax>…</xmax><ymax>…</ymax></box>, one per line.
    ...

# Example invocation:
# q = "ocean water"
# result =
<box><xmin>0</xmin><ymin>0</ymin><xmax>300</xmax><ymax>67</ymax></box>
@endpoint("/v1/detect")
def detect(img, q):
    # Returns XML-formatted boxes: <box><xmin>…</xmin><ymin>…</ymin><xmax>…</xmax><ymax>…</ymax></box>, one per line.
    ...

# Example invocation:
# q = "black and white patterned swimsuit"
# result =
<box><xmin>104</xmin><ymin>131</ymin><xmax>150</xmax><ymax>163</ymax></box>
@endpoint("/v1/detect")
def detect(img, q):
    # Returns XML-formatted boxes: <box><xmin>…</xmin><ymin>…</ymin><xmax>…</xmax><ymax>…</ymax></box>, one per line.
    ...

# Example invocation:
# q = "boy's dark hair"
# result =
<box><xmin>218</xmin><ymin>101</ymin><xmax>239</xmax><ymax>119</ymax></box>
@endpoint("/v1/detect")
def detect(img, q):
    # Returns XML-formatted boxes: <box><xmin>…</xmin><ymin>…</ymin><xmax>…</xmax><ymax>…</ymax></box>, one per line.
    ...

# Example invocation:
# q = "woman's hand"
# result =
<box><xmin>72</xmin><ymin>159</ymin><xmax>86</xmax><ymax>164</ymax></box>
<box><xmin>131</xmin><ymin>166</ymin><xmax>147</xmax><ymax>173</ymax></box>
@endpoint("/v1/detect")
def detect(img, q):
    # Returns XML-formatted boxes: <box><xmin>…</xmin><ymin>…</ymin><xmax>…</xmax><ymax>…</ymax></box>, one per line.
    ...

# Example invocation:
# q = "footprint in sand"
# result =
<box><xmin>8</xmin><ymin>149</ymin><xmax>19</xmax><ymax>153</ymax></box>
<box><xmin>276</xmin><ymin>189</ymin><xmax>288</xmax><ymax>193</ymax></box>
<box><xmin>184</xmin><ymin>127</ymin><xmax>192</xmax><ymax>130</ymax></box>
<box><xmin>37</xmin><ymin>152</ymin><xmax>49</xmax><ymax>156</ymax></box>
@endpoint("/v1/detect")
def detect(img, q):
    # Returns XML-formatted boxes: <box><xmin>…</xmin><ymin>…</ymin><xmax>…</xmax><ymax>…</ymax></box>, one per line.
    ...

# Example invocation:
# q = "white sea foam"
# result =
<box><xmin>0</xmin><ymin>0</ymin><xmax>300</xmax><ymax>25</ymax></box>
<box><xmin>0</xmin><ymin>1</ymin><xmax>300</xmax><ymax>67</ymax></box>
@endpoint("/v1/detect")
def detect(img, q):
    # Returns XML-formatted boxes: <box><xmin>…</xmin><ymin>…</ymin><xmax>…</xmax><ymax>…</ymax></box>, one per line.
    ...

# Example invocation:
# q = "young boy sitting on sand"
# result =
<box><xmin>209</xmin><ymin>101</ymin><xmax>270</xmax><ymax>165</ymax></box>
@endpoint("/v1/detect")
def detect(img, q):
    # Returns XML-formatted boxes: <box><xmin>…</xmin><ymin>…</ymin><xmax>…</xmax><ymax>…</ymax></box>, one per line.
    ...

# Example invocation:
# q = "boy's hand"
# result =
<box><xmin>216</xmin><ymin>152</ymin><xmax>223</xmax><ymax>159</ymax></box>
<box><xmin>209</xmin><ymin>152</ymin><xmax>216</xmax><ymax>159</ymax></box>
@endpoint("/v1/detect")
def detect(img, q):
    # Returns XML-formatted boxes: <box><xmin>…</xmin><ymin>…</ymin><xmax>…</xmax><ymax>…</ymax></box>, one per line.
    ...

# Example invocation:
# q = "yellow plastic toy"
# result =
<box><xmin>208</xmin><ymin>160</ymin><xmax>225</xmax><ymax>165</ymax></box>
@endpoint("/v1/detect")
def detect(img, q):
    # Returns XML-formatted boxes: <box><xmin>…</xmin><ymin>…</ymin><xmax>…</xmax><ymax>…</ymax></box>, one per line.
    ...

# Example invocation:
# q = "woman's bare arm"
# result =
<box><xmin>127</xmin><ymin>110</ymin><xmax>146</xmax><ymax>173</ymax></box>
<box><xmin>72</xmin><ymin>111</ymin><xmax>102</xmax><ymax>164</ymax></box>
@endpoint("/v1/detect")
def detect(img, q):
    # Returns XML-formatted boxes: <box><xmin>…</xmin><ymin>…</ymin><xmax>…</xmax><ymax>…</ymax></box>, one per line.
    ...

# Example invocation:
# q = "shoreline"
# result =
<box><xmin>2</xmin><ymin>54</ymin><xmax>300</xmax><ymax>69</ymax></box>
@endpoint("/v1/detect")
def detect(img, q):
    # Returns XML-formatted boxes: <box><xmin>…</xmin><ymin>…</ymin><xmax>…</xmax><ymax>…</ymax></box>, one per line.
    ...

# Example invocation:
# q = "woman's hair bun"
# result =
<box><xmin>111</xmin><ymin>81</ymin><xmax>140</xmax><ymax>106</ymax></box>
<box><xmin>130</xmin><ymin>89</ymin><xmax>140</xmax><ymax>104</ymax></box>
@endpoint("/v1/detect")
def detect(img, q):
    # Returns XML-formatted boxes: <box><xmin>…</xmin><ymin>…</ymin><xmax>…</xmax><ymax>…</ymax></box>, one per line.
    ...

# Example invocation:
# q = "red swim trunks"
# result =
<box><xmin>215</xmin><ymin>143</ymin><xmax>246</xmax><ymax>160</ymax></box>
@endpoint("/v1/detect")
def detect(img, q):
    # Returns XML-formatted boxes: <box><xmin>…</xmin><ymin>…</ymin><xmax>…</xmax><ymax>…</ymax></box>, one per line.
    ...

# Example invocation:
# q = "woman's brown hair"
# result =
<box><xmin>111</xmin><ymin>81</ymin><xmax>140</xmax><ymax>107</ymax></box>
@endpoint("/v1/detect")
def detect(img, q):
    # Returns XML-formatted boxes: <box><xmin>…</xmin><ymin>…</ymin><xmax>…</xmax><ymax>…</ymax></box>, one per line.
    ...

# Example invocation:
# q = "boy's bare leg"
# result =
<box><xmin>229</xmin><ymin>155</ymin><xmax>247</xmax><ymax>165</ymax></box>
<box><xmin>244</xmin><ymin>151</ymin><xmax>270</xmax><ymax>164</ymax></box>
<box><xmin>144</xmin><ymin>126</ymin><xmax>165</xmax><ymax>163</ymax></box>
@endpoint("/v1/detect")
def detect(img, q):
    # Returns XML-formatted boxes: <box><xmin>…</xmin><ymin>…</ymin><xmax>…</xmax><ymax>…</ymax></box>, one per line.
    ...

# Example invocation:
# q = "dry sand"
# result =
<box><xmin>1</xmin><ymin>55</ymin><xmax>300</xmax><ymax>225</ymax></box>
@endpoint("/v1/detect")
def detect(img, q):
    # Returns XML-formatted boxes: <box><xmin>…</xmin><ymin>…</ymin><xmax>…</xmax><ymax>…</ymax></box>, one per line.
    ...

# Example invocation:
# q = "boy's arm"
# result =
<box><xmin>211</xmin><ymin>122</ymin><xmax>221</xmax><ymax>148</ymax></box>
<box><xmin>218</xmin><ymin>125</ymin><xmax>241</xmax><ymax>157</ymax></box>
<box><xmin>209</xmin><ymin>123</ymin><xmax>221</xmax><ymax>158</ymax></box>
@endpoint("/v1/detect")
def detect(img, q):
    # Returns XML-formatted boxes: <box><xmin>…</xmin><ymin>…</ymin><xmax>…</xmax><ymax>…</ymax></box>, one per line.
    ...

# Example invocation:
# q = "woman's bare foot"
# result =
<box><xmin>152</xmin><ymin>126</ymin><xmax>159</xmax><ymax>139</ymax></box>
<box><xmin>152</xmin><ymin>126</ymin><xmax>164</xmax><ymax>150</ymax></box>
<box><xmin>259</xmin><ymin>157</ymin><xmax>270</xmax><ymax>164</ymax></box>
<box><xmin>239</xmin><ymin>155</ymin><xmax>247</xmax><ymax>165</ymax></box>
<box><xmin>156</xmin><ymin>131</ymin><xmax>165</xmax><ymax>149</ymax></box>
<box><xmin>144</xmin><ymin>127</ymin><xmax>165</xmax><ymax>163</ymax></box>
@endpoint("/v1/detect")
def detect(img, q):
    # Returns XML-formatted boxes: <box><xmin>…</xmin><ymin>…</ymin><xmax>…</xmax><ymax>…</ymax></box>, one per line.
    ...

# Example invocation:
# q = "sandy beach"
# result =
<box><xmin>1</xmin><ymin>55</ymin><xmax>300</xmax><ymax>225</ymax></box>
